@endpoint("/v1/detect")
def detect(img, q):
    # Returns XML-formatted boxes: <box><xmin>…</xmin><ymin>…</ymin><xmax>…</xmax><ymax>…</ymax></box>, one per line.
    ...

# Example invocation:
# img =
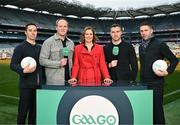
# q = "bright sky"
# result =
<box><xmin>66</xmin><ymin>0</ymin><xmax>180</xmax><ymax>10</ymax></box>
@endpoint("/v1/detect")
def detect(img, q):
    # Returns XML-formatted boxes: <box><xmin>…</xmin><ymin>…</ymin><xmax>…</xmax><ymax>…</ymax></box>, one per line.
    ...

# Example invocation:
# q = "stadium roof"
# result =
<box><xmin>0</xmin><ymin>0</ymin><xmax>180</xmax><ymax>19</ymax></box>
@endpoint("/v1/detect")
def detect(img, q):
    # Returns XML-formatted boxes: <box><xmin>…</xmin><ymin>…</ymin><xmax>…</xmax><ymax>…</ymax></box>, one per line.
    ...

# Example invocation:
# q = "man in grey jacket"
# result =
<box><xmin>40</xmin><ymin>18</ymin><xmax>74</xmax><ymax>85</ymax></box>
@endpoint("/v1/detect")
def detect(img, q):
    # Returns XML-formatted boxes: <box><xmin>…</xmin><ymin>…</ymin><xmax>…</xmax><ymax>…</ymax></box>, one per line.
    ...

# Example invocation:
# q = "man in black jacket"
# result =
<box><xmin>10</xmin><ymin>23</ymin><xmax>44</xmax><ymax>124</ymax></box>
<box><xmin>139</xmin><ymin>22</ymin><xmax>178</xmax><ymax>124</ymax></box>
<box><xmin>104</xmin><ymin>24</ymin><xmax>138</xmax><ymax>85</ymax></box>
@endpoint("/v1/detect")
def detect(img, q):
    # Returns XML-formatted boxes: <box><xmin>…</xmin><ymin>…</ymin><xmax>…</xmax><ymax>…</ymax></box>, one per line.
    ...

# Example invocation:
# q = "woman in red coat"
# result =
<box><xmin>69</xmin><ymin>26</ymin><xmax>112</xmax><ymax>86</ymax></box>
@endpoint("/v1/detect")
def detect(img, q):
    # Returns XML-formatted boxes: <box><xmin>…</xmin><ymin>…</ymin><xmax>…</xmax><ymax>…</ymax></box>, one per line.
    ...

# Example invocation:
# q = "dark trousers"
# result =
<box><xmin>147</xmin><ymin>83</ymin><xmax>165</xmax><ymax>125</ymax></box>
<box><xmin>17</xmin><ymin>88</ymin><xmax>36</xmax><ymax>125</ymax></box>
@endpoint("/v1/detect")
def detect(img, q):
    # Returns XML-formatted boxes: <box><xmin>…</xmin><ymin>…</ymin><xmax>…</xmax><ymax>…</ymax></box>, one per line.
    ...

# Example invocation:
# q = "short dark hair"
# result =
<box><xmin>140</xmin><ymin>22</ymin><xmax>154</xmax><ymax>29</ymax></box>
<box><xmin>111</xmin><ymin>24</ymin><xmax>123</xmax><ymax>31</ymax></box>
<box><xmin>56</xmin><ymin>18</ymin><xmax>68</xmax><ymax>26</ymax></box>
<box><xmin>25</xmin><ymin>23</ymin><xmax>37</xmax><ymax>31</ymax></box>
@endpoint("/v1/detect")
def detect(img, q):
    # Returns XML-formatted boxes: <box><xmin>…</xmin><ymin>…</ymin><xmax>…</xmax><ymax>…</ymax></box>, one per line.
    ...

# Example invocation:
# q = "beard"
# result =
<box><xmin>113</xmin><ymin>36</ymin><xmax>120</xmax><ymax>42</ymax></box>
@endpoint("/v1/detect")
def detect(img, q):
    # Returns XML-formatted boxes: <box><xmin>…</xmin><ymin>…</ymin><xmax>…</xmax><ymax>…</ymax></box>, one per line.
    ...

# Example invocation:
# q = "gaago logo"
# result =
<box><xmin>70</xmin><ymin>95</ymin><xmax>119</xmax><ymax>125</ymax></box>
<box><xmin>72</xmin><ymin>114</ymin><xmax>116</xmax><ymax>125</ymax></box>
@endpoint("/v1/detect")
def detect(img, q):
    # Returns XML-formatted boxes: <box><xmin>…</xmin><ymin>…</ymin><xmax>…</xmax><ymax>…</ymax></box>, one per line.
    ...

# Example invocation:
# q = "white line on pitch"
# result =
<box><xmin>164</xmin><ymin>89</ymin><xmax>180</xmax><ymax>98</ymax></box>
<box><xmin>0</xmin><ymin>94</ymin><xmax>19</xmax><ymax>100</ymax></box>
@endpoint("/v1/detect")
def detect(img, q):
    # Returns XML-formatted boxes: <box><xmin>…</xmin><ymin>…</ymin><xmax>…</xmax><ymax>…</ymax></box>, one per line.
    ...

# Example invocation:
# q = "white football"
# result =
<box><xmin>152</xmin><ymin>60</ymin><xmax>168</xmax><ymax>72</ymax></box>
<box><xmin>21</xmin><ymin>57</ymin><xmax>37</xmax><ymax>69</ymax></box>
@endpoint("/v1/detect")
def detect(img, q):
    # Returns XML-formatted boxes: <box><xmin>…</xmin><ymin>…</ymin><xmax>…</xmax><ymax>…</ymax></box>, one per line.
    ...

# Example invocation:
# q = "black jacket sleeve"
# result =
<box><xmin>160</xmin><ymin>43</ymin><xmax>178</xmax><ymax>74</ymax></box>
<box><xmin>10</xmin><ymin>46</ymin><xmax>25</xmax><ymax>76</ymax></box>
<box><xmin>128</xmin><ymin>44</ymin><xmax>138</xmax><ymax>81</ymax></box>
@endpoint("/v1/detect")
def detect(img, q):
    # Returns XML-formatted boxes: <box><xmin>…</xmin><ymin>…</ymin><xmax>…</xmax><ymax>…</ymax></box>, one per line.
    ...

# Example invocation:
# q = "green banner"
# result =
<box><xmin>37</xmin><ymin>88</ymin><xmax>152</xmax><ymax>125</ymax></box>
<box><xmin>37</xmin><ymin>90</ymin><xmax>66</xmax><ymax>124</ymax></box>
<box><xmin>125</xmin><ymin>90</ymin><xmax>153</xmax><ymax>125</ymax></box>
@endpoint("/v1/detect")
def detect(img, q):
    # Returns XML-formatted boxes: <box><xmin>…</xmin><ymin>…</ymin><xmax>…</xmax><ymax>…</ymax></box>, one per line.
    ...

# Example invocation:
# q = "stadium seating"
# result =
<box><xmin>1</xmin><ymin>7</ymin><xmax>180</xmax><ymax>33</ymax></box>
<box><xmin>0</xmin><ymin>6</ymin><xmax>180</xmax><ymax>58</ymax></box>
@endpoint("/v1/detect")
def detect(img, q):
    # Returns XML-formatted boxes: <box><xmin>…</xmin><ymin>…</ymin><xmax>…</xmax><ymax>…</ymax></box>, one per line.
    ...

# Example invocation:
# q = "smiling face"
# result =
<box><xmin>140</xmin><ymin>25</ymin><xmax>153</xmax><ymax>40</ymax></box>
<box><xmin>56</xmin><ymin>19</ymin><xmax>68</xmax><ymax>37</ymax></box>
<box><xmin>84</xmin><ymin>29</ymin><xmax>94</xmax><ymax>44</ymax></box>
<box><xmin>81</xmin><ymin>26</ymin><xmax>96</xmax><ymax>44</ymax></box>
<box><xmin>25</xmin><ymin>24</ymin><xmax>37</xmax><ymax>41</ymax></box>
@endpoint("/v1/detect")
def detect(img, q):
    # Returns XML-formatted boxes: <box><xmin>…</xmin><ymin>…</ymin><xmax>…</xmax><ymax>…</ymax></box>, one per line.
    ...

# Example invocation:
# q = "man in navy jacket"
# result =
<box><xmin>139</xmin><ymin>22</ymin><xmax>178</xmax><ymax>124</ymax></box>
<box><xmin>10</xmin><ymin>23</ymin><xmax>44</xmax><ymax>124</ymax></box>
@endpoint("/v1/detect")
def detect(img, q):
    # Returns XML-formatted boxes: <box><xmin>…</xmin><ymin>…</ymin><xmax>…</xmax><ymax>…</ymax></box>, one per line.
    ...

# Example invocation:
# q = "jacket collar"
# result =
<box><xmin>54</xmin><ymin>33</ymin><xmax>71</xmax><ymax>42</ymax></box>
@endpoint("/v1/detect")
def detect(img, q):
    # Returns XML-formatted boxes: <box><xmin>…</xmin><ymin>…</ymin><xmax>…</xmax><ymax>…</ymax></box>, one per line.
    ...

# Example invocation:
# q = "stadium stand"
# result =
<box><xmin>1</xmin><ymin>6</ymin><xmax>180</xmax><ymax>32</ymax></box>
<box><xmin>0</xmin><ymin>1</ymin><xmax>180</xmax><ymax>58</ymax></box>
<box><xmin>0</xmin><ymin>43</ymin><xmax>17</xmax><ymax>59</ymax></box>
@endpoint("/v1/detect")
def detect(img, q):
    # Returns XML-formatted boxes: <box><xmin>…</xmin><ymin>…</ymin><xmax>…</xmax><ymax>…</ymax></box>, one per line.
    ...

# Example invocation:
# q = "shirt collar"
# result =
<box><xmin>54</xmin><ymin>33</ymin><xmax>67</xmax><ymax>41</ymax></box>
<box><xmin>83</xmin><ymin>43</ymin><xmax>95</xmax><ymax>51</ymax></box>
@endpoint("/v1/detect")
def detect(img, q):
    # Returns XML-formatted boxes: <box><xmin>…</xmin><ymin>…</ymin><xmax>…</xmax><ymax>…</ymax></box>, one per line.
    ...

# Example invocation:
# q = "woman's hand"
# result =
<box><xmin>103</xmin><ymin>78</ymin><xmax>113</xmax><ymax>86</ymax></box>
<box><xmin>68</xmin><ymin>78</ymin><xmax>78</xmax><ymax>86</ymax></box>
